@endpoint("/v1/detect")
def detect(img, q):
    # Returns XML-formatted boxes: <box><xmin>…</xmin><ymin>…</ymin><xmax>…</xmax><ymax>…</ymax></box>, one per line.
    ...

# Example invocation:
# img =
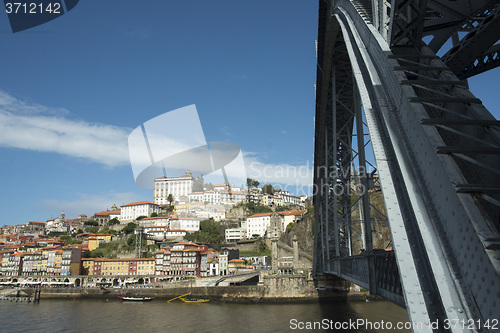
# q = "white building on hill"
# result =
<box><xmin>154</xmin><ymin>170</ymin><xmax>194</xmax><ymax>204</ymax></box>
<box><xmin>137</xmin><ymin>216</ymin><xmax>171</xmax><ymax>228</ymax></box>
<box><xmin>244</xmin><ymin>209</ymin><xmax>306</xmax><ymax>239</ymax></box>
<box><xmin>170</xmin><ymin>217</ymin><xmax>200</xmax><ymax>232</ymax></box>
<box><xmin>246</xmin><ymin>212</ymin><xmax>272</xmax><ymax>238</ymax></box>
<box><xmin>120</xmin><ymin>201</ymin><xmax>159</xmax><ymax>222</ymax></box>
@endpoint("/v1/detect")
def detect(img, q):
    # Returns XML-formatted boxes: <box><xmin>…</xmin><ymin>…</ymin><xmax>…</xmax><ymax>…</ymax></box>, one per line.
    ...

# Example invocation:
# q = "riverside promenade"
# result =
<box><xmin>0</xmin><ymin>272</ymin><xmax>375</xmax><ymax>303</ymax></box>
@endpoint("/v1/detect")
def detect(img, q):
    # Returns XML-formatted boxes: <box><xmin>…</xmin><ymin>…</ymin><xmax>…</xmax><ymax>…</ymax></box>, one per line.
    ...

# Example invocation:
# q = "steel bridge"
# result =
<box><xmin>312</xmin><ymin>0</ymin><xmax>500</xmax><ymax>331</ymax></box>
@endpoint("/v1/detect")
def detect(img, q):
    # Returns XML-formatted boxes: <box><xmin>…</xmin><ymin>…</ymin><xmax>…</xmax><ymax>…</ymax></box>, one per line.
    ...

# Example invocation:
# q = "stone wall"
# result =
<box><xmin>30</xmin><ymin>273</ymin><xmax>320</xmax><ymax>301</ymax></box>
<box><xmin>262</xmin><ymin>273</ymin><xmax>313</xmax><ymax>297</ymax></box>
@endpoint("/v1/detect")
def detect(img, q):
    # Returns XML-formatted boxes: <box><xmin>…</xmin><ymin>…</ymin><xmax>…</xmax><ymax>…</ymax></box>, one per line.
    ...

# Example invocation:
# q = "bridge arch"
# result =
<box><xmin>314</xmin><ymin>0</ymin><xmax>500</xmax><ymax>328</ymax></box>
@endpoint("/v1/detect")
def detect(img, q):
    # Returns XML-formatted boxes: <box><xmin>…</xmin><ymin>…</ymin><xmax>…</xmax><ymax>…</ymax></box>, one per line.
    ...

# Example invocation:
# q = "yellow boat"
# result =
<box><xmin>167</xmin><ymin>292</ymin><xmax>209</xmax><ymax>303</ymax></box>
<box><xmin>167</xmin><ymin>292</ymin><xmax>191</xmax><ymax>302</ymax></box>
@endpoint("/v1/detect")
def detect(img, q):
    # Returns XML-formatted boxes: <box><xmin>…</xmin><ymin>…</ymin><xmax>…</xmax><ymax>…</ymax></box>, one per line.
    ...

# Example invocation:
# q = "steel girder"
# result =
<box><xmin>313</xmin><ymin>0</ymin><xmax>355</xmax><ymax>276</ymax></box>
<box><xmin>386</xmin><ymin>0</ymin><xmax>500</xmax><ymax>79</ymax></box>
<box><xmin>441</xmin><ymin>5</ymin><xmax>500</xmax><ymax>79</ymax></box>
<box><xmin>313</xmin><ymin>0</ymin><xmax>399</xmax><ymax>305</ymax></box>
<box><xmin>314</xmin><ymin>0</ymin><xmax>500</xmax><ymax>331</ymax></box>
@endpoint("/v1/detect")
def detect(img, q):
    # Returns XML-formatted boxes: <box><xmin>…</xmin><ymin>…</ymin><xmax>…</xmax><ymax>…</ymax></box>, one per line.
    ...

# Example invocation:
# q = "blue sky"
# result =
<box><xmin>0</xmin><ymin>1</ymin><xmax>319</xmax><ymax>225</ymax></box>
<box><xmin>0</xmin><ymin>1</ymin><xmax>498</xmax><ymax>226</ymax></box>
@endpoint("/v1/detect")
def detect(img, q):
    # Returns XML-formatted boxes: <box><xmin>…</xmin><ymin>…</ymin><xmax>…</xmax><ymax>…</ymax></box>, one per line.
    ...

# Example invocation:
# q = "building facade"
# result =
<box><xmin>153</xmin><ymin>171</ymin><xmax>194</xmax><ymax>204</ymax></box>
<box><xmin>169</xmin><ymin>218</ymin><xmax>200</xmax><ymax>233</ymax></box>
<box><xmin>93</xmin><ymin>205</ymin><xmax>121</xmax><ymax>226</ymax></box>
<box><xmin>120</xmin><ymin>201</ymin><xmax>159</xmax><ymax>222</ymax></box>
<box><xmin>246</xmin><ymin>212</ymin><xmax>272</xmax><ymax>238</ymax></box>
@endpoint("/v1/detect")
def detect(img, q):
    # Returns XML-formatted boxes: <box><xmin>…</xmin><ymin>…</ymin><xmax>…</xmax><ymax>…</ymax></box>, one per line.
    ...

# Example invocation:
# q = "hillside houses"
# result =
<box><xmin>225</xmin><ymin>209</ymin><xmax>306</xmax><ymax>242</ymax></box>
<box><xmin>1</xmin><ymin>239</ymin><xmax>231</xmax><ymax>279</ymax></box>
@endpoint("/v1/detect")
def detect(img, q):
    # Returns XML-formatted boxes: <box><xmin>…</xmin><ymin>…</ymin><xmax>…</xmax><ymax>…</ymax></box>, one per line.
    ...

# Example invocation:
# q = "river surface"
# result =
<box><xmin>0</xmin><ymin>298</ymin><xmax>411</xmax><ymax>332</ymax></box>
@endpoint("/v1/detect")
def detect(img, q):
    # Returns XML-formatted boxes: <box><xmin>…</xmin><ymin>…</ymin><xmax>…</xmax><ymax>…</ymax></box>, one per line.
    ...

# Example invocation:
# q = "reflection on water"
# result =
<box><xmin>0</xmin><ymin>298</ymin><xmax>410</xmax><ymax>333</ymax></box>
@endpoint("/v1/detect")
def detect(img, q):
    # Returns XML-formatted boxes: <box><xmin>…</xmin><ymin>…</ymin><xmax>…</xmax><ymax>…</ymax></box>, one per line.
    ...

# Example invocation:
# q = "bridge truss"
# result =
<box><xmin>313</xmin><ymin>0</ymin><xmax>500</xmax><ymax>331</ymax></box>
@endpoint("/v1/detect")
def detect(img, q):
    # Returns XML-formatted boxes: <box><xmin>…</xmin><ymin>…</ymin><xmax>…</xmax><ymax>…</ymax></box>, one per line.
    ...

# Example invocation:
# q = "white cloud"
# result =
<box><xmin>0</xmin><ymin>90</ymin><xmax>313</xmax><ymax>194</ymax></box>
<box><xmin>0</xmin><ymin>90</ymin><xmax>131</xmax><ymax>167</ymax></box>
<box><xmin>39</xmin><ymin>191</ymin><xmax>143</xmax><ymax>219</ymax></box>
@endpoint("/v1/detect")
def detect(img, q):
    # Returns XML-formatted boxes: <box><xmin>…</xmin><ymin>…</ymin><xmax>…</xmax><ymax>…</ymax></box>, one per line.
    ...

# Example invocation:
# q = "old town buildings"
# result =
<box><xmin>0</xmin><ymin>170</ymin><xmax>308</xmax><ymax>280</ymax></box>
<box><xmin>1</xmin><ymin>241</ymin><xmax>223</xmax><ymax>278</ymax></box>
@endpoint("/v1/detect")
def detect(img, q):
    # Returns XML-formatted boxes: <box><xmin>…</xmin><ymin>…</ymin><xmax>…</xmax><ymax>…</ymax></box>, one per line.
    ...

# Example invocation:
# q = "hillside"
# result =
<box><xmin>278</xmin><ymin>187</ymin><xmax>391</xmax><ymax>261</ymax></box>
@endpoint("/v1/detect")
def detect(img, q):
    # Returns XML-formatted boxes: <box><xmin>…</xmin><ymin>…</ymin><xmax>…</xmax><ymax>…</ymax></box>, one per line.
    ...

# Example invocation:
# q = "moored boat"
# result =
<box><xmin>167</xmin><ymin>292</ymin><xmax>209</xmax><ymax>303</ymax></box>
<box><xmin>179</xmin><ymin>297</ymin><xmax>209</xmax><ymax>303</ymax></box>
<box><xmin>117</xmin><ymin>296</ymin><xmax>154</xmax><ymax>301</ymax></box>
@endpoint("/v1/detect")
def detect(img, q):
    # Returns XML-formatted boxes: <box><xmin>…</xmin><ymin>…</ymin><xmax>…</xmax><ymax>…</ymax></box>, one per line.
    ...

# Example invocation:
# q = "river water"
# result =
<box><xmin>0</xmin><ymin>298</ymin><xmax>411</xmax><ymax>332</ymax></box>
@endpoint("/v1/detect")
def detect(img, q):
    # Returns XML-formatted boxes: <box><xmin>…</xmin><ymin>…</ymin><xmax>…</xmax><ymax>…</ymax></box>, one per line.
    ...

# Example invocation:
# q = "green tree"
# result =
<box><xmin>85</xmin><ymin>227</ymin><xmax>99</xmax><ymax>233</ymax></box>
<box><xmin>184</xmin><ymin>219</ymin><xmax>223</xmax><ymax>251</ymax></box>
<box><xmin>262</xmin><ymin>184</ymin><xmax>274</xmax><ymax>195</ymax></box>
<box><xmin>108</xmin><ymin>217</ymin><xmax>120</xmax><ymax>225</ymax></box>
<box><xmin>150</xmin><ymin>212</ymin><xmax>158</xmax><ymax>217</ymax></box>
<box><xmin>122</xmin><ymin>222</ymin><xmax>137</xmax><ymax>234</ymax></box>
<box><xmin>127</xmin><ymin>234</ymin><xmax>136</xmax><ymax>247</ymax></box>
<box><xmin>193</xmin><ymin>176</ymin><xmax>204</xmax><ymax>192</ymax></box>
<box><xmin>247</xmin><ymin>178</ymin><xmax>260</xmax><ymax>188</ymax></box>
<box><xmin>84</xmin><ymin>220</ymin><xmax>99</xmax><ymax>227</ymax></box>
<box><xmin>257</xmin><ymin>241</ymin><xmax>270</xmax><ymax>255</ymax></box>
<box><xmin>244</xmin><ymin>202</ymin><xmax>272</xmax><ymax>215</ymax></box>
<box><xmin>144</xmin><ymin>252</ymin><xmax>155</xmax><ymax>258</ymax></box>
<box><xmin>167</xmin><ymin>194</ymin><xmax>174</xmax><ymax>206</ymax></box>
<box><xmin>136</xmin><ymin>215</ymin><xmax>147</xmax><ymax>221</ymax></box>
<box><xmin>90</xmin><ymin>248</ymin><xmax>105</xmax><ymax>258</ymax></box>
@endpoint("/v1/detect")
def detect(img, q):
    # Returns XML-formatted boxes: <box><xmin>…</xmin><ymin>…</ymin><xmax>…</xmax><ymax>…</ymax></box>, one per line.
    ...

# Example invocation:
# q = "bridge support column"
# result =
<box><xmin>271</xmin><ymin>238</ymin><xmax>279</xmax><ymax>274</ymax></box>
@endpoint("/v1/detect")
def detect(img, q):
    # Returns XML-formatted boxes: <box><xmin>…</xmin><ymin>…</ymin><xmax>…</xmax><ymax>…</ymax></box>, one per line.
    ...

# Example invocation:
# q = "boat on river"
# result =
<box><xmin>179</xmin><ymin>297</ymin><xmax>209</xmax><ymax>303</ymax></box>
<box><xmin>117</xmin><ymin>296</ymin><xmax>154</xmax><ymax>301</ymax></box>
<box><xmin>167</xmin><ymin>292</ymin><xmax>209</xmax><ymax>303</ymax></box>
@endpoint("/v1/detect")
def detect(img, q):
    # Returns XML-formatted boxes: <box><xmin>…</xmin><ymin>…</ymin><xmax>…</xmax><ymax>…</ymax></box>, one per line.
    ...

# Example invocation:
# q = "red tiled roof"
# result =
<box><xmin>278</xmin><ymin>209</ymin><xmax>306</xmax><ymax>216</ymax></box>
<box><xmin>94</xmin><ymin>210</ymin><xmax>121</xmax><ymax>216</ymax></box>
<box><xmin>248</xmin><ymin>212</ymin><xmax>273</xmax><ymax>218</ymax></box>
<box><xmin>121</xmin><ymin>201</ymin><xmax>157</xmax><ymax>207</ymax></box>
